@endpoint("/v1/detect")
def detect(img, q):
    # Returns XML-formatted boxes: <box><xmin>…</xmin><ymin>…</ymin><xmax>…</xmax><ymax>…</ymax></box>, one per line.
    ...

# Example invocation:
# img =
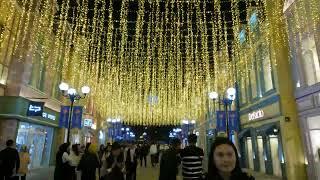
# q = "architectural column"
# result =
<box><xmin>265</xmin><ymin>0</ymin><xmax>307</xmax><ymax>179</ymax></box>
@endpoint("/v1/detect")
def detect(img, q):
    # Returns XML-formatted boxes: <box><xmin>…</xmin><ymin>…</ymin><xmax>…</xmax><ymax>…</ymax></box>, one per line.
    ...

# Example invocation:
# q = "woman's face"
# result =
<box><xmin>213</xmin><ymin>144</ymin><xmax>236</xmax><ymax>174</ymax></box>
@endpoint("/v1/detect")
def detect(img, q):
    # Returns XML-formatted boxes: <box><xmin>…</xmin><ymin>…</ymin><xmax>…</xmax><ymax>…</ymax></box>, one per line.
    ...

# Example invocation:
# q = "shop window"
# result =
<box><xmin>307</xmin><ymin>115</ymin><xmax>320</xmax><ymax>178</ymax></box>
<box><xmin>0</xmin><ymin>63</ymin><xmax>8</xmax><ymax>85</ymax></box>
<box><xmin>16</xmin><ymin>122</ymin><xmax>54</xmax><ymax>169</ymax></box>
<box><xmin>300</xmin><ymin>35</ymin><xmax>320</xmax><ymax>86</ymax></box>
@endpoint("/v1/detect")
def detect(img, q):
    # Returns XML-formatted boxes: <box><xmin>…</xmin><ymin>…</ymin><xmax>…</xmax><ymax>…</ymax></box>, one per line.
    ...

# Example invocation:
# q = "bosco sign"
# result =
<box><xmin>248</xmin><ymin>109</ymin><xmax>264</xmax><ymax>121</ymax></box>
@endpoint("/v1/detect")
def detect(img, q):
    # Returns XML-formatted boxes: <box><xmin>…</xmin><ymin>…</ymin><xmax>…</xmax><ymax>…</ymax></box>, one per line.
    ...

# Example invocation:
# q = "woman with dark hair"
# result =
<box><xmin>206</xmin><ymin>137</ymin><xmax>254</xmax><ymax>180</ymax></box>
<box><xmin>54</xmin><ymin>143</ymin><xmax>71</xmax><ymax>180</ymax></box>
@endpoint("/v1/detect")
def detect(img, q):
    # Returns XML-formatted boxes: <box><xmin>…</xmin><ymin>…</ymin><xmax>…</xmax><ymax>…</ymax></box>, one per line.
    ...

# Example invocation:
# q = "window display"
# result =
<box><xmin>307</xmin><ymin>115</ymin><xmax>320</xmax><ymax>179</ymax></box>
<box><xmin>16</xmin><ymin>122</ymin><xmax>54</xmax><ymax>169</ymax></box>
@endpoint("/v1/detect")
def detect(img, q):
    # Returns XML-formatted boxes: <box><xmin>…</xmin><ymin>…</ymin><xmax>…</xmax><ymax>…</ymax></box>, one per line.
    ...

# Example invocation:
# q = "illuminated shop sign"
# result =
<box><xmin>248</xmin><ymin>109</ymin><xmax>264</xmax><ymax>121</ymax></box>
<box><xmin>42</xmin><ymin>112</ymin><xmax>56</xmax><ymax>121</ymax></box>
<box><xmin>27</xmin><ymin>101</ymin><xmax>45</xmax><ymax>116</ymax></box>
<box><xmin>84</xmin><ymin>119</ymin><xmax>93</xmax><ymax>127</ymax></box>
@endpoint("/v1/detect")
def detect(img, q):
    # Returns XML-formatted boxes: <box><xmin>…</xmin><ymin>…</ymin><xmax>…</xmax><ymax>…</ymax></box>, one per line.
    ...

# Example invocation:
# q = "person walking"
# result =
<box><xmin>54</xmin><ymin>143</ymin><xmax>71</xmax><ymax>180</ymax></box>
<box><xmin>180</xmin><ymin>134</ymin><xmax>204</xmax><ymax>180</ymax></box>
<box><xmin>18</xmin><ymin>145</ymin><xmax>30</xmax><ymax>180</ymax></box>
<box><xmin>206</xmin><ymin>137</ymin><xmax>255</xmax><ymax>180</ymax></box>
<box><xmin>0</xmin><ymin>140</ymin><xmax>20</xmax><ymax>180</ymax></box>
<box><xmin>125</xmin><ymin>142</ymin><xmax>138</xmax><ymax>180</ymax></box>
<box><xmin>159</xmin><ymin>138</ymin><xmax>181</xmax><ymax>180</ymax></box>
<box><xmin>98</xmin><ymin>144</ymin><xmax>105</xmax><ymax>162</ymax></box>
<box><xmin>98</xmin><ymin>144</ymin><xmax>106</xmax><ymax>179</ymax></box>
<box><xmin>149</xmin><ymin>142</ymin><xmax>158</xmax><ymax>167</ymax></box>
<box><xmin>77</xmin><ymin>143</ymin><xmax>100</xmax><ymax>180</ymax></box>
<box><xmin>69</xmin><ymin>144</ymin><xmax>81</xmax><ymax>180</ymax></box>
<box><xmin>100</xmin><ymin>144</ymin><xmax>112</xmax><ymax>180</ymax></box>
<box><xmin>140</xmin><ymin>144</ymin><xmax>148</xmax><ymax>167</ymax></box>
<box><xmin>105</xmin><ymin>142</ymin><xmax>125</xmax><ymax>180</ymax></box>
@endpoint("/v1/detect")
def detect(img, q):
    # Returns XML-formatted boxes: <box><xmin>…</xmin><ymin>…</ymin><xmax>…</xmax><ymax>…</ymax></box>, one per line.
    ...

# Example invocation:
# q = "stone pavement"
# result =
<box><xmin>26</xmin><ymin>166</ymin><xmax>282</xmax><ymax>180</ymax></box>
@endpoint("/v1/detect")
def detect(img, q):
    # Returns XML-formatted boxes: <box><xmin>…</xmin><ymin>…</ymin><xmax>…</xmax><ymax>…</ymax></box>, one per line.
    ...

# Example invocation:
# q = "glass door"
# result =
<box><xmin>269</xmin><ymin>135</ymin><xmax>282</xmax><ymax>177</ymax></box>
<box><xmin>246</xmin><ymin>137</ymin><xmax>254</xmax><ymax>170</ymax></box>
<box><xmin>257</xmin><ymin>136</ymin><xmax>266</xmax><ymax>173</ymax></box>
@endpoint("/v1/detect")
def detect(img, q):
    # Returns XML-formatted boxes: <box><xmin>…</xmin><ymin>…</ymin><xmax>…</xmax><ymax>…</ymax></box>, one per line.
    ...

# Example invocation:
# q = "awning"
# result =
<box><xmin>238</xmin><ymin>128</ymin><xmax>252</xmax><ymax>138</ymax></box>
<box><xmin>256</xmin><ymin>123</ymin><xmax>278</xmax><ymax>135</ymax></box>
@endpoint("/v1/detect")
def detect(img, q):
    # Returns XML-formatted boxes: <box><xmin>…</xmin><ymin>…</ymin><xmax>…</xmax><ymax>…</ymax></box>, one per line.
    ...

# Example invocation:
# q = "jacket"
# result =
<box><xmin>18</xmin><ymin>152</ymin><xmax>30</xmax><ymax>174</ymax></box>
<box><xmin>78</xmin><ymin>152</ymin><xmax>100</xmax><ymax>180</ymax></box>
<box><xmin>159</xmin><ymin>148</ymin><xmax>181</xmax><ymax>180</ymax></box>
<box><xmin>0</xmin><ymin>147</ymin><xmax>20</xmax><ymax>176</ymax></box>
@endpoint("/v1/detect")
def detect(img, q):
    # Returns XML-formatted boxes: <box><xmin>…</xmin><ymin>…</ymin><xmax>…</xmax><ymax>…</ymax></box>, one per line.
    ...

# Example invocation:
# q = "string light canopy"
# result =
<box><xmin>1</xmin><ymin>0</ymin><xmax>318</xmax><ymax>125</ymax></box>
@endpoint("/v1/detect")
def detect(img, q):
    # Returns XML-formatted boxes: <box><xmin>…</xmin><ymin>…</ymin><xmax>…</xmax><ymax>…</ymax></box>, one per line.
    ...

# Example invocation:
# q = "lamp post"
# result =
<box><xmin>208</xmin><ymin>87</ymin><xmax>236</xmax><ymax>138</ymax></box>
<box><xmin>59</xmin><ymin>82</ymin><xmax>90</xmax><ymax>144</ymax></box>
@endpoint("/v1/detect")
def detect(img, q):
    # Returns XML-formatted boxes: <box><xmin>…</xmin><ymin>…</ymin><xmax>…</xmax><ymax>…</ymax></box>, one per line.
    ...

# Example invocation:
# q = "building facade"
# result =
<box><xmin>284</xmin><ymin>0</ymin><xmax>320</xmax><ymax>179</ymax></box>
<box><xmin>236</xmin><ymin>1</ymin><xmax>307</xmax><ymax>179</ymax></box>
<box><xmin>0</xmin><ymin>0</ymin><xmax>65</xmax><ymax>168</ymax></box>
<box><xmin>0</xmin><ymin>0</ymin><xmax>102</xmax><ymax>168</ymax></box>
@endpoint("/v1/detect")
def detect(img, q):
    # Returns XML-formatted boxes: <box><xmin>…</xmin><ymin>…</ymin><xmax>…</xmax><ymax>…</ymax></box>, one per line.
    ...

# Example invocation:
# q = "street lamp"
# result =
<box><xmin>59</xmin><ymin>82</ymin><xmax>90</xmax><ymax>144</ymax></box>
<box><xmin>209</xmin><ymin>87</ymin><xmax>236</xmax><ymax>138</ymax></box>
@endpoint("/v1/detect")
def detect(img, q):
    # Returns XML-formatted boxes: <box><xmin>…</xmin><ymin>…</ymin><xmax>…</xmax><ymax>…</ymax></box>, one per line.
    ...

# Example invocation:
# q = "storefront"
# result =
<box><xmin>0</xmin><ymin>96</ymin><xmax>60</xmax><ymax>169</ymax></box>
<box><xmin>296</xmin><ymin>92</ymin><xmax>320</xmax><ymax>180</ymax></box>
<box><xmin>238</xmin><ymin>96</ymin><xmax>286</xmax><ymax>178</ymax></box>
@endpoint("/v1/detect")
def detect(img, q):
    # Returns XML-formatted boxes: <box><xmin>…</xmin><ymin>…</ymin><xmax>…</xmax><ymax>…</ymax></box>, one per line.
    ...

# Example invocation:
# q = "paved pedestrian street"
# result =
<box><xmin>27</xmin><ymin>166</ymin><xmax>281</xmax><ymax>180</ymax></box>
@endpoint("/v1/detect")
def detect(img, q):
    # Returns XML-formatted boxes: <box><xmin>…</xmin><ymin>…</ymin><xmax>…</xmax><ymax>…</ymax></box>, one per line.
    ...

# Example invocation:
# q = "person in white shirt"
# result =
<box><xmin>149</xmin><ymin>143</ymin><xmax>158</xmax><ymax>167</ymax></box>
<box><xmin>69</xmin><ymin>144</ymin><xmax>81</xmax><ymax>180</ymax></box>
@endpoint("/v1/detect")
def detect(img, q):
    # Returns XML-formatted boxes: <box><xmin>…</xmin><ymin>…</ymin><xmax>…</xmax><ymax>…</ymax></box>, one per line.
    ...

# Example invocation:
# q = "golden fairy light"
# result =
<box><xmin>1</xmin><ymin>0</ymin><xmax>317</xmax><ymax>126</ymax></box>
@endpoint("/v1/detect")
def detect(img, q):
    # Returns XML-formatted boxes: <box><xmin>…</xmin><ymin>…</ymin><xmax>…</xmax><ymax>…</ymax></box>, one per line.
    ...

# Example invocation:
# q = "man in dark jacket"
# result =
<box><xmin>159</xmin><ymin>138</ymin><xmax>181</xmax><ymax>180</ymax></box>
<box><xmin>0</xmin><ymin>140</ymin><xmax>20</xmax><ymax>180</ymax></box>
<box><xmin>125</xmin><ymin>142</ymin><xmax>138</xmax><ymax>180</ymax></box>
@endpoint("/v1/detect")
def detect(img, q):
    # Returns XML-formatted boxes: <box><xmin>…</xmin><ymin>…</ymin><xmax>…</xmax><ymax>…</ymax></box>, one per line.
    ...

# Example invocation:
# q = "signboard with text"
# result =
<box><xmin>26</xmin><ymin>101</ymin><xmax>45</xmax><ymax>117</ymax></box>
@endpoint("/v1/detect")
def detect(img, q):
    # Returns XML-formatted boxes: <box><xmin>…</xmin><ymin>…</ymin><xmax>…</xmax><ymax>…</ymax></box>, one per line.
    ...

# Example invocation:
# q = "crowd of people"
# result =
<box><xmin>53</xmin><ymin>141</ymin><xmax>156</xmax><ymax>180</ymax></box>
<box><xmin>0</xmin><ymin>135</ymin><xmax>255</xmax><ymax>180</ymax></box>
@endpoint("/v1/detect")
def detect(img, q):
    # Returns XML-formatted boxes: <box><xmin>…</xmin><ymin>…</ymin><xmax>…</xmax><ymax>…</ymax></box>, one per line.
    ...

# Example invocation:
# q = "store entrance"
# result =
<box><xmin>246</xmin><ymin>137</ymin><xmax>254</xmax><ymax>170</ymax></box>
<box><xmin>16</xmin><ymin>122</ymin><xmax>54</xmax><ymax>169</ymax></box>
<box><xmin>257</xmin><ymin>136</ymin><xmax>266</xmax><ymax>173</ymax></box>
<box><xmin>269</xmin><ymin>135</ymin><xmax>282</xmax><ymax>177</ymax></box>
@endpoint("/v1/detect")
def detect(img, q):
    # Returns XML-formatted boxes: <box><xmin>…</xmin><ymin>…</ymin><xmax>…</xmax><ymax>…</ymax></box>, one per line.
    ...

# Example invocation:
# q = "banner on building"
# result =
<box><xmin>216</xmin><ymin>111</ymin><xmax>226</xmax><ymax>132</ymax></box>
<box><xmin>72</xmin><ymin>106</ymin><xmax>83</xmax><ymax>129</ymax></box>
<box><xmin>228</xmin><ymin>111</ymin><xmax>239</xmax><ymax>132</ymax></box>
<box><xmin>59</xmin><ymin>106</ymin><xmax>70</xmax><ymax>128</ymax></box>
